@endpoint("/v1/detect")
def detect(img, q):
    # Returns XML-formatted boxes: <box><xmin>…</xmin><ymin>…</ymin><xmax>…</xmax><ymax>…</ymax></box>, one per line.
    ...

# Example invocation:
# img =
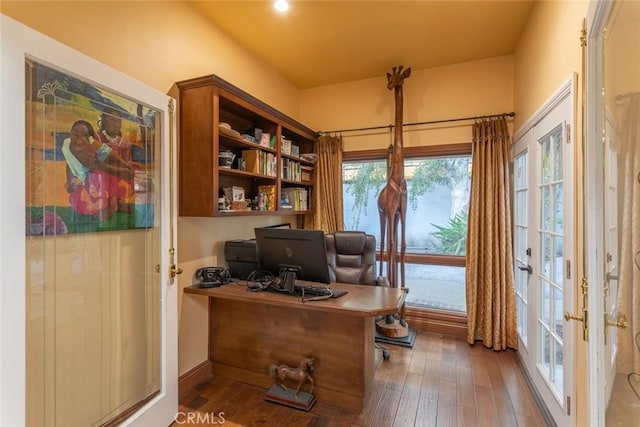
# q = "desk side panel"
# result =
<box><xmin>209</xmin><ymin>298</ymin><xmax>368</xmax><ymax>410</ymax></box>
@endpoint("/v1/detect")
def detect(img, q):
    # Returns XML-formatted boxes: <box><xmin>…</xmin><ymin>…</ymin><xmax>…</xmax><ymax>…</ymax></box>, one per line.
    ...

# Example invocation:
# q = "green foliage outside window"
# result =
<box><xmin>430</xmin><ymin>212</ymin><xmax>468</xmax><ymax>255</ymax></box>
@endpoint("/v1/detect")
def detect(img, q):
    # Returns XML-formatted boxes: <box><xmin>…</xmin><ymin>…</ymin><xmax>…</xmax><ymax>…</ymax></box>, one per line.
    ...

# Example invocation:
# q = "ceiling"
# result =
<box><xmin>190</xmin><ymin>0</ymin><xmax>536</xmax><ymax>90</ymax></box>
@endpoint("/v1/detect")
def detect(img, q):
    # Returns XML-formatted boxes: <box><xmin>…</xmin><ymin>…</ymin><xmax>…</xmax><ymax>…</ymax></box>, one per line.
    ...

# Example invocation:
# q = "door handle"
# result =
<box><xmin>604</xmin><ymin>312</ymin><xmax>627</xmax><ymax>345</ymax></box>
<box><xmin>518</xmin><ymin>264</ymin><xmax>533</xmax><ymax>274</ymax></box>
<box><xmin>606</xmin><ymin>312</ymin><xmax>627</xmax><ymax>329</ymax></box>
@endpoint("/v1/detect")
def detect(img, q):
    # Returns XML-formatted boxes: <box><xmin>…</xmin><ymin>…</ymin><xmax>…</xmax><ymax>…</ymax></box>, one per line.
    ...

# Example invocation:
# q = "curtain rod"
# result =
<box><xmin>318</xmin><ymin>111</ymin><xmax>515</xmax><ymax>135</ymax></box>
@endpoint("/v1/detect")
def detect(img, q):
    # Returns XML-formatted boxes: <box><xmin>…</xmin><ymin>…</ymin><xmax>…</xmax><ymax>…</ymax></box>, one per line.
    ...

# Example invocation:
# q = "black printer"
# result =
<box><xmin>224</xmin><ymin>239</ymin><xmax>258</xmax><ymax>280</ymax></box>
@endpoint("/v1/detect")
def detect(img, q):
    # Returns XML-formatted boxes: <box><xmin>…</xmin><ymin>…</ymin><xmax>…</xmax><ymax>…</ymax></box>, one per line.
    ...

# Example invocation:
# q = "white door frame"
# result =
<box><xmin>0</xmin><ymin>15</ymin><xmax>178</xmax><ymax>426</ymax></box>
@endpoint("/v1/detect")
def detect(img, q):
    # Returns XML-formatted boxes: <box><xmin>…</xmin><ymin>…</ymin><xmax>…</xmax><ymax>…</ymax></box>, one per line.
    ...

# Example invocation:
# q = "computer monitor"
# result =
<box><xmin>254</xmin><ymin>227</ymin><xmax>331</xmax><ymax>285</ymax></box>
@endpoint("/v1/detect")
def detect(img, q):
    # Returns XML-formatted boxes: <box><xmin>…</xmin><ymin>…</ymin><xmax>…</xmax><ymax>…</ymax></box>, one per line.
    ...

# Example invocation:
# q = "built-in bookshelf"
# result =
<box><xmin>176</xmin><ymin>75</ymin><xmax>317</xmax><ymax>217</ymax></box>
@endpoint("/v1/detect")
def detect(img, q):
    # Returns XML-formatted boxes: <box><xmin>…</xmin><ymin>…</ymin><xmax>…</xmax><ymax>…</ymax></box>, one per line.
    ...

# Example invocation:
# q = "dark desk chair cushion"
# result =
<box><xmin>326</xmin><ymin>231</ymin><xmax>393</xmax><ymax>361</ymax></box>
<box><xmin>326</xmin><ymin>231</ymin><xmax>377</xmax><ymax>286</ymax></box>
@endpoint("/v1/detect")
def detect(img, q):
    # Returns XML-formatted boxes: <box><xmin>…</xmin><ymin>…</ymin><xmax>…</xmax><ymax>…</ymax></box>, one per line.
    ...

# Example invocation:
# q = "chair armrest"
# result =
<box><xmin>376</xmin><ymin>276</ymin><xmax>390</xmax><ymax>287</ymax></box>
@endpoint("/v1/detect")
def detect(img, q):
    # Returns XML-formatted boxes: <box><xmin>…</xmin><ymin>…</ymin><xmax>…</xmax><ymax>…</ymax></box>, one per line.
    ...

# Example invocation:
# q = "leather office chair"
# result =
<box><xmin>326</xmin><ymin>231</ymin><xmax>392</xmax><ymax>360</ymax></box>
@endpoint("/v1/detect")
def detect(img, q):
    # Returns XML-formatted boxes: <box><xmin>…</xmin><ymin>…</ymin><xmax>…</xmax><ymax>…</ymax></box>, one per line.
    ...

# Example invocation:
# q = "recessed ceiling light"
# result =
<box><xmin>274</xmin><ymin>0</ymin><xmax>289</xmax><ymax>13</ymax></box>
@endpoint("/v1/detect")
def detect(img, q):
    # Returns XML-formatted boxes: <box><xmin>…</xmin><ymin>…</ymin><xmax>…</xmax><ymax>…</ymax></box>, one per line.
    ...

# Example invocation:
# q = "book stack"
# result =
<box><xmin>280</xmin><ymin>187</ymin><xmax>309</xmax><ymax>211</ymax></box>
<box><xmin>281</xmin><ymin>158</ymin><xmax>301</xmax><ymax>181</ymax></box>
<box><xmin>242</xmin><ymin>150</ymin><xmax>277</xmax><ymax>177</ymax></box>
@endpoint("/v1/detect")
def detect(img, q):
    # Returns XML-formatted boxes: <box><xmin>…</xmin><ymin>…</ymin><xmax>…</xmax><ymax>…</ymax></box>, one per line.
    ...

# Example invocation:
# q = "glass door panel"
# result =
<box><xmin>25</xmin><ymin>60</ymin><xmax>162</xmax><ymax>426</ymax></box>
<box><xmin>514</xmin><ymin>148</ymin><xmax>530</xmax><ymax>345</ymax></box>
<box><xmin>514</xmin><ymin>88</ymin><xmax>573</xmax><ymax>426</ymax></box>
<box><xmin>537</xmin><ymin>125</ymin><xmax>565</xmax><ymax>399</ymax></box>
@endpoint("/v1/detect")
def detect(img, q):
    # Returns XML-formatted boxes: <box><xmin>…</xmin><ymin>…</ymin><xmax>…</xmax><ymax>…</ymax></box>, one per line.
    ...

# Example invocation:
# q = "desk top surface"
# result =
<box><xmin>184</xmin><ymin>281</ymin><xmax>405</xmax><ymax>317</ymax></box>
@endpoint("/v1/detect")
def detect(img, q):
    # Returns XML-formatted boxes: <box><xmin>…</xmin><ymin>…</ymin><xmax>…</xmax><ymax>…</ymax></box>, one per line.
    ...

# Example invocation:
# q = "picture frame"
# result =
<box><xmin>25</xmin><ymin>60</ymin><xmax>160</xmax><ymax>234</ymax></box>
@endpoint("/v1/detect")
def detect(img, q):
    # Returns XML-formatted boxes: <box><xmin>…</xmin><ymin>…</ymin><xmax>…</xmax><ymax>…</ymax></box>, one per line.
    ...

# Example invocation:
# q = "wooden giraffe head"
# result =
<box><xmin>386</xmin><ymin>66</ymin><xmax>411</xmax><ymax>91</ymax></box>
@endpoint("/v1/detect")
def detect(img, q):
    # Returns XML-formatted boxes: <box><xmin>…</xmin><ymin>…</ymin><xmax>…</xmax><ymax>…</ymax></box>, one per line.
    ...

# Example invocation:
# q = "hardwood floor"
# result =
<box><xmin>173</xmin><ymin>331</ymin><xmax>546</xmax><ymax>426</ymax></box>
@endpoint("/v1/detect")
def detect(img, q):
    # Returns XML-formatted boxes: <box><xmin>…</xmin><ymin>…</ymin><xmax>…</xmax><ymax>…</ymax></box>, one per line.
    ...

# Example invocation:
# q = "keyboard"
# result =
<box><xmin>294</xmin><ymin>284</ymin><xmax>348</xmax><ymax>299</ymax></box>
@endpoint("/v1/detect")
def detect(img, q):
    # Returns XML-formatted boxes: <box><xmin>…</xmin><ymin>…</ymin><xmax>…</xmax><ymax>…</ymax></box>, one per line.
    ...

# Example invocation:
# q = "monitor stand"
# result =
<box><xmin>278</xmin><ymin>265</ymin><xmax>300</xmax><ymax>294</ymax></box>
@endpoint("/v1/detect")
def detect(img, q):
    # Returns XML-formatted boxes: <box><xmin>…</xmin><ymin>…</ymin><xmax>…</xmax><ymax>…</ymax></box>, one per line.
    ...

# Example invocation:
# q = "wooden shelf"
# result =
<box><xmin>176</xmin><ymin>74</ymin><xmax>317</xmax><ymax>217</ymax></box>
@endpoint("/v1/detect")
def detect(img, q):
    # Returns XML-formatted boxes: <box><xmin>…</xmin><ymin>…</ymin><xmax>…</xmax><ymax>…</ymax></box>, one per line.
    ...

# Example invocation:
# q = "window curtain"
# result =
<box><xmin>310</xmin><ymin>134</ymin><xmax>344</xmax><ymax>233</ymax></box>
<box><xmin>466</xmin><ymin>117</ymin><xmax>518</xmax><ymax>350</ymax></box>
<box><xmin>617</xmin><ymin>93</ymin><xmax>640</xmax><ymax>374</ymax></box>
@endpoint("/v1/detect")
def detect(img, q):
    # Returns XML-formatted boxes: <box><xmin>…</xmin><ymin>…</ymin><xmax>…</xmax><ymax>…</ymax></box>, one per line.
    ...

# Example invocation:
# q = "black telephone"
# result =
<box><xmin>194</xmin><ymin>266</ymin><xmax>230</xmax><ymax>288</ymax></box>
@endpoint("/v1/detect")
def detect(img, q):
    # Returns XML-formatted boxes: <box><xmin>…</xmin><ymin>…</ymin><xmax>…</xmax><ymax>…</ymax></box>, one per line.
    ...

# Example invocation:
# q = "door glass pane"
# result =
<box><xmin>542</xmin><ymin>326</ymin><xmax>551</xmax><ymax>374</ymax></box>
<box><xmin>542</xmin><ymin>280</ymin><xmax>551</xmax><ymax>324</ymax></box>
<box><xmin>554</xmin><ymin>340</ymin><xmax>564</xmax><ymax>391</ymax></box>
<box><xmin>554</xmin><ymin>286</ymin><xmax>564</xmax><ymax>338</ymax></box>
<box><xmin>542</xmin><ymin>233</ymin><xmax>552</xmax><ymax>277</ymax></box>
<box><xmin>538</xmin><ymin>123</ymin><xmax>565</xmax><ymax>400</ymax></box>
<box><xmin>554</xmin><ymin>236</ymin><xmax>564</xmax><ymax>286</ymax></box>
<box><xmin>554</xmin><ymin>183</ymin><xmax>563</xmax><ymax>233</ymax></box>
<box><xmin>514</xmin><ymin>150</ymin><xmax>529</xmax><ymax>344</ymax></box>
<box><xmin>553</xmin><ymin>129</ymin><xmax>563</xmax><ymax>180</ymax></box>
<box><xmin>542</xmin><ymin>139</ymin><xmax>551</xmax><ymax>183</ymax></box>
<box><xmin>25</xmin><ymin>60</ymin><xmax>161</xmax><ymax>426</ymax></box>
<box><xmin>542</xmin><ymin>186</ymin><xmax>551</xmax><ymax>229</ymax></box>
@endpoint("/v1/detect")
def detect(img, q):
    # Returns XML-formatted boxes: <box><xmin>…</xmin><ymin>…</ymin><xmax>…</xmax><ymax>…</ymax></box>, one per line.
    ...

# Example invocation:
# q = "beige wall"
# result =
<box><xmin>513</xmin><ymin>1</ymin><xmax>586</xmax><ymax>131</ymax></box>
<box><xmin>1</xmin><ymin>1</ymin><xmax>298</xmax><ymax>115</ymax></box>
<box><xmin>299</xmin><ymin>56</ymin><xmax>514</xmax><ymax>152</ymax></box>
<box><xmin>2</xmin><ymin>1</ymin><xmax>302</xmax><ymax>376</ymax></box>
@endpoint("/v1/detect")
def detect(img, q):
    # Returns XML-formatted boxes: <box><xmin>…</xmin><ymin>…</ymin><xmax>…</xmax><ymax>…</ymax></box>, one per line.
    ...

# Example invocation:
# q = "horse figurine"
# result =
<box><xmin>269</xmin><ymin>357</ymin><xmax>315</xmax><ymax>398</ymax></box>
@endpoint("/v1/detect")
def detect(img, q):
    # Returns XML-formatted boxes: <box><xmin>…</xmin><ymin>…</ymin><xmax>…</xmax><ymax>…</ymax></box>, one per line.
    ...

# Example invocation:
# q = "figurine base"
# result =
<box><xmin>376</xmin><ymin>317</ymin><xmax>409</xmax><ymax>338</ymax></box>
<box><xmin>265</xmin><ymin>385</ymin><xmax>316</xmax><ymax>411</ymax></box>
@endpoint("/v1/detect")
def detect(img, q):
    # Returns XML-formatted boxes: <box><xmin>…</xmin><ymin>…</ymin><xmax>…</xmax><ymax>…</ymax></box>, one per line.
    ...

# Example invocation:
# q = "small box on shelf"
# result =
<box><xmin>301</xmin><ymin>165</ymin><xmax>313</xmax><ymax>181</ymax></box>
<box><xmin>224</xmin><ymin>186</ymin><xmax>245</xmax><ymax>203</ymax></box>
<box><xmin>259</xmin><ymin>133</ymin><xmax>270</xmax><ymax>147</ymax></box>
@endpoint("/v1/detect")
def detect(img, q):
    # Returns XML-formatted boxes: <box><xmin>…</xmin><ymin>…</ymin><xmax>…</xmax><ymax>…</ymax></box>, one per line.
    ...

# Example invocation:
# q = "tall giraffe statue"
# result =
<box><xmin>377</xmin><ymin>65</ymin><xmax>410</xmax><ymax>338</ymax></box>
<box><xmin>378</xmin><ymin>65</ymin><xmax>410</xmax><ymax>289</ymax></box>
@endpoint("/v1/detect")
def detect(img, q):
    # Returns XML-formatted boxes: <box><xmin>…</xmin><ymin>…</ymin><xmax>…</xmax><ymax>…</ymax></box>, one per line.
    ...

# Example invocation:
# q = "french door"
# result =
<box><xmin>585</xmin><ymin>1</ymin><xmax>640</xmax><ymax>424</ymax></box>
<box><xmin>1</xmin><ymin>16</ymin><xmax>178</xmax><ymax>426</ymax></box>
<box><xmin>513</xmin><ymin>81</ymin><xmax>575</xmax><ymax>426</ymax></box>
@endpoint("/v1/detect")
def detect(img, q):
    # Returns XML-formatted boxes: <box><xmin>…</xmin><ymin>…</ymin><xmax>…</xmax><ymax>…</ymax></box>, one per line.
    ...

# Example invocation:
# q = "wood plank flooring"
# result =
<box><xmin>172</xmin><ymin>331</ymin><xmax>546</xmax><ymax>426</ymax></box>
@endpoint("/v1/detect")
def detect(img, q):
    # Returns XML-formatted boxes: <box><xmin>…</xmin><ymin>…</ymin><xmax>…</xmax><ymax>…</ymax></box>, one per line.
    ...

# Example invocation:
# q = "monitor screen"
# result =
<box><xmin>254</xmin><ymin>228</ymin><xmax>331</xmax><ymax>284</ymax></box>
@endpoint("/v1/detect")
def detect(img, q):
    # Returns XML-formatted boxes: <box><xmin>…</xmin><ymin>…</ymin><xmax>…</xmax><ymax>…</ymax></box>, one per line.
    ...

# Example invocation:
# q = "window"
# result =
<box><xmin>342</xmin><ymin>144</ymin><xmax>471</xmax><ymax>312</ymax></box>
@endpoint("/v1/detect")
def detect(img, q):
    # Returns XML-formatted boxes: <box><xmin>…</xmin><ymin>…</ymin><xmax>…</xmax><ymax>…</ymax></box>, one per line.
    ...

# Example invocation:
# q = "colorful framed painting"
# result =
<box><xmin>26</xmin><ymin>60</ymin><xmax>158</xmax><ymax>235</ymax></box>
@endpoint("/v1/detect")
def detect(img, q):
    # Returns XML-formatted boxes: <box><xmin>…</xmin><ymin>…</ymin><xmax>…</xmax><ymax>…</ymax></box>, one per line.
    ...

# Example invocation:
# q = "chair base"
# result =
<box><xmin>376</xmin><ymin>343</ymin><xmax>391</xmax><ymax>360</ymax></box>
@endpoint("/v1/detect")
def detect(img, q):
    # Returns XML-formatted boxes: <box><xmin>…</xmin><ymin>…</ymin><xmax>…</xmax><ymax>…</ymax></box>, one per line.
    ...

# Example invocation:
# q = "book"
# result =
<box><xmin>258</xmin><ymin>185</ymin><xmax>276</xmax><ymax>211</ymax></box>
<box><xmin>281</xmin><ymin>137</ymin><xmax>292</xmax><ymax>155</ymax></box>
<box><xmin>242</xmin><ymin>149</ymin><xmax>261</xmax><ymax>174</ymax></box>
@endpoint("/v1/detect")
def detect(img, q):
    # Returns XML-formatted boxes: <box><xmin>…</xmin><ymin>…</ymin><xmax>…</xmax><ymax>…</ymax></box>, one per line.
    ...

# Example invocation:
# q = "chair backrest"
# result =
<box><xmin>326</xmin><ymin>231</ymin><xmax>377</xmax><ymax>286</ymax></box>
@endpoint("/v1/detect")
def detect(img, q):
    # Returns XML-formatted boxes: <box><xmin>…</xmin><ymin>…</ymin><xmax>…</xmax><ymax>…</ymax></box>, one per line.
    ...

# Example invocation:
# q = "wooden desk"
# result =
<box><xmin>184</xmin><ymin>282</ymin><xmax>405</xmax><ymax>411</ymax></box>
